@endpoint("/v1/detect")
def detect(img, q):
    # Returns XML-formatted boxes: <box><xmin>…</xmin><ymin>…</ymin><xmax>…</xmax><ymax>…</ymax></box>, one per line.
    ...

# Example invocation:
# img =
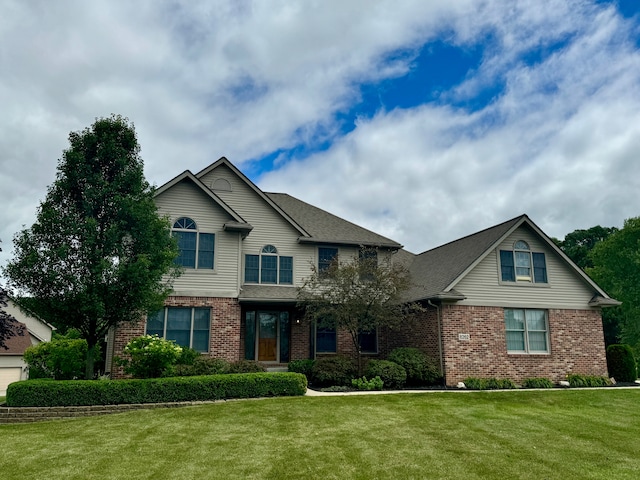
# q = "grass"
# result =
<box><xmin>1</xmin><ymin>389</ymin><xmax>640</xmax><ymax>479</ymax></box>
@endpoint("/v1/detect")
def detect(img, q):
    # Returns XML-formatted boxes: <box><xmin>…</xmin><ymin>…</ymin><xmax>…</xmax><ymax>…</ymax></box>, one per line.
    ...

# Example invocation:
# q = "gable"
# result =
<box><xmin>155</xmin><ymin>179</ymin><xmax>238</xmax><ymax>231</ymax></box>
<box><xmin>453</xmin><ymin>224</ymin><xmax>598</xmax><ymax>309</ymax></box>
<box><xmin>198</xmin><ymin>162</ymin><xmax>308</xmax><ymax>247</ymax></box>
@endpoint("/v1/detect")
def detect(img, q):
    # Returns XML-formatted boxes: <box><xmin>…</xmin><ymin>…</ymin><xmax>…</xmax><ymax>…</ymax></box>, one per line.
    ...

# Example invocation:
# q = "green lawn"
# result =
<box><xmin>2</xmin><ymin>389</ymin><xmax>639</xmax><ymax>479</ymax></box>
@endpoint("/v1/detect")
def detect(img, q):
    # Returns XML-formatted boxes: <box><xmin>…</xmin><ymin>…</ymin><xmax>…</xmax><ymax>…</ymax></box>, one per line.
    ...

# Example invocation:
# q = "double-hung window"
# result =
<box><xmin>172</xmin><ymin>217</ymin><xmax>215</xmax><ymax>269</ymax></box>
<box><xmin>499</xmin><ymin>241</ymin><xmax>547</xmax><ymax>283</ymax></box>
<box><xmin>147</xmin><ymin>307</ymin><xmax>211</xmax><ymax>352</ymax></box>
<box><xmin>358</xmin><ymin>328</ymin><xmax>378</xmax><ymax>354</ymax></box>
<box><xmin>315</xmin><ymin>325</ymin><xmax>337</xmax><ymax>353</ymax></box>
<box><xmin>505</xmin><ymin>309</ymin><xmax>549</xmax><ymax>353</ymax></box>
<box><xmin>318</xmin><ymin>247</ymin><xmax>338</xmax><ymax>273</ymax></box>
<box><xmin>244</xmin><ymin>245</ymin><xmax>293</xmax><ymax>284</ymax></box>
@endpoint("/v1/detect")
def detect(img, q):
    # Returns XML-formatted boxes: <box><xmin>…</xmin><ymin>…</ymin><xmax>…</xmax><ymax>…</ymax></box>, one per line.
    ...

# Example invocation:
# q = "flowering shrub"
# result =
<box><xmin>117</xmin><ymin>335</ymin><xmax>183</xmax><ymax>378</ymax></box>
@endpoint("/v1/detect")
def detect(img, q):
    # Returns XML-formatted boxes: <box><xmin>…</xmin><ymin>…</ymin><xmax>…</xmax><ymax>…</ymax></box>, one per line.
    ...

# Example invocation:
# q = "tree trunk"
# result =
<box><xmin>85</xmin><ymin>344</ymin><xmax>97</xmax><ymax>380</ymax></box>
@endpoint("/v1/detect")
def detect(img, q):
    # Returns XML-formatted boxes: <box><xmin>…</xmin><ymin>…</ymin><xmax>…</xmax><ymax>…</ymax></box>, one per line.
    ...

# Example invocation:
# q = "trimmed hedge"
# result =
<box><xmin>288</xmin><ymin>359</ymin><xmax>315</xmax><ymax>379</ymax></box>
<box><xmin>606</xmin><ymin>344</ymin><xmax>638</xmax><ymax>383</ymax></box>
<box><xmin>6</xmin><ymin>373</ymin><xmax>307</xmax><ymax>407</ymax></box>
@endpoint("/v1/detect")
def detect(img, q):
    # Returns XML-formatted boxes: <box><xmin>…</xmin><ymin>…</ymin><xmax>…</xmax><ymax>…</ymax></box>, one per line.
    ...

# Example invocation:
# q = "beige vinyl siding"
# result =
<box><xmin>155</xmin><ymin>180</ymin><xmax>241</xmax><ymax>297</ymax></box>
<box><xmin>201</xmin><ymin>164</ymin><xmax>317</xmax><ymax>285</ymax></box>
<box><xmin>453</xmin><ymin>225</ymin><xmax>596</xmax><ymax>309</ymax></box>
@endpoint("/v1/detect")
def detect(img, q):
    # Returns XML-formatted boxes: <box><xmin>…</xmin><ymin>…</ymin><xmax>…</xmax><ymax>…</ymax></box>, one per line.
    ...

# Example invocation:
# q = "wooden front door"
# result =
<box><xmin>257</xmin><ymin>312</ymin><xmax>278</xmax><ymax>361</ymax></box>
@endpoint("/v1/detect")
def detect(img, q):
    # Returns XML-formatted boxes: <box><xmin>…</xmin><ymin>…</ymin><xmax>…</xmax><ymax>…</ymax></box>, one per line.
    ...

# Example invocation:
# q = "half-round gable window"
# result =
<box><xmin>212</xmin><ymin>178</ymin><xmax>232</xmax><ymax>192</ymax></box>
<box><xmin>514</xmin><ymin>240</ymin><xmax>529</xmax><ymax>250</ymax></box>
<box><xmin>262</xmin><ymin>245</ymin><xmax>278</xmax><ymax>254</ymax></box>
<box><xmin>173</xmin><ymin>217</ymin><xmax>197</xmax><ymax>230</ymax></box>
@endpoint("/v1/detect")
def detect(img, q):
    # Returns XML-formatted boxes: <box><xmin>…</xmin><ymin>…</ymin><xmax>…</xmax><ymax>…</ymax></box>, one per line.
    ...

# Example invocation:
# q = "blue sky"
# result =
<box><xmin>1</xmin><ymin>0</ymin><xmax>640</xmax><ymax>267</ymax></box>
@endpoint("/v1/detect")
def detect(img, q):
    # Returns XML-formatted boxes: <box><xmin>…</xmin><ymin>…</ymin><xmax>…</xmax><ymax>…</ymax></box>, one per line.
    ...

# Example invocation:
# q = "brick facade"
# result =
<box><xmin>111</xmin><ymin>296</ymin><xmax>241</xmax><ymax>378</ymax></box>
<box><xmin>439</xmin><ymin>304</ymin><xmax>608</xmax><ymax>385</ymax></box>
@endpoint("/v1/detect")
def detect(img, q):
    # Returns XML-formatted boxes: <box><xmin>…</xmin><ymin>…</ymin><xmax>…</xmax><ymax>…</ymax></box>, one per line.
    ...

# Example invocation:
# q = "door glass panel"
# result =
<box><xmin>279</xmin><ymin>312</ymin><xmax>290</xmax><ymax>363</ymax></box>
<box><xmin>258</xmin><ymin>312</ymin><xmax>278</xmax><ymax>361</ymax></box>
<box><xmin>245</xmin><ymin>311</ymin><xmax>256</xmax><ymax>360</ymax></box>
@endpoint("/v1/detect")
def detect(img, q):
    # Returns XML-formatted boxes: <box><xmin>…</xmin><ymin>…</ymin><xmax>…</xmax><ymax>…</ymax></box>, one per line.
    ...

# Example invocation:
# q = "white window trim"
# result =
<box><xmin>505</xmin><ymin>308</ymin><xmax>550</xmax><ymax>355</ymax></box>
<box><xmin>244</xmin><ymin>245</ymin><xmax>293</xmax><ymax>285</ymax></box>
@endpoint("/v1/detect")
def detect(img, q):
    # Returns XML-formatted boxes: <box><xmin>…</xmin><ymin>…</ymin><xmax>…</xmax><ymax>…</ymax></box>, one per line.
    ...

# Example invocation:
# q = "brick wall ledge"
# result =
<box><xmin>0</xmin><ymin>400</ymin><xmax>232</xmax><ymax>424</ymax></box>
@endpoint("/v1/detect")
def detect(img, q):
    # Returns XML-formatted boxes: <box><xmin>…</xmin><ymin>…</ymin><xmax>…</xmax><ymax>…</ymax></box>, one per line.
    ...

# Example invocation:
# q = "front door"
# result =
<box><xmin>257</xmin><ymin>312</ymin><xmax>278</xmax><ymax>361</ymax></box>
<box><xmin>245</xmin><ymin>310</ymin><xmax>290</xmax><ymax>363</ymax></box>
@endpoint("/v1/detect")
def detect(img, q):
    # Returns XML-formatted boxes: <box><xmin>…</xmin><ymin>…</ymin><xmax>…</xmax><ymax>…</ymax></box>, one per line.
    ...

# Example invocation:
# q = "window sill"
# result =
<box><xmin>507</xmin><ymin>351</ymin><xmax>550</xmax><ymax>355</ymax></box>
<box><xmin>498</xmin><ymin>281</ymin><xmax>550</xmax><ymax>288</ymax></box>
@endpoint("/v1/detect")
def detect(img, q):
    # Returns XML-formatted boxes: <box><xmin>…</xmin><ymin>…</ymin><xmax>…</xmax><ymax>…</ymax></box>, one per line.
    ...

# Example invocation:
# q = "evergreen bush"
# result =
<box><xmin>388</xmin><ymin>347</ymin><xmax>441</xmax><ymax>386</ymax></box>
<box><xmin>365</xmin><ymin>360</ymin><xmax>407</xmax><ymax>389</ymax></box>
<box><xmin>228</xmin><ymin>360</ymin><xmax>266</xmax><ymax>374</ymax></box>
<box><xmin>606</xmin><ymin>344</ymin><xmax>637</xmax><ymax>382</ymax></box>
<box><xmin>288</xmin><ymin>359</ymin><xmax>315</xmax><ymax>379</ymax></box>
<box><xmin>311</xmin><ymin>356</ymin><xmax>356</xmax><ymax>387</ymax></box>
<box><xmin>463</xmin><ymin>377</ymin><xmax>517</xmax><ymax>390</ymax></box>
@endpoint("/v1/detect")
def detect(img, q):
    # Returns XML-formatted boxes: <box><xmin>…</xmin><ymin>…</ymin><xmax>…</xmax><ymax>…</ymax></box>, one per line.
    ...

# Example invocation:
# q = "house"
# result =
<box><xmin>108</xmin><ymin>157</ymin><xmax>619</xmax><ymax>386</ymax></box>
<box><xmin>0</xmin><ymin>298</ymin><xmax>54</xmax><ymax>395</ymax></box>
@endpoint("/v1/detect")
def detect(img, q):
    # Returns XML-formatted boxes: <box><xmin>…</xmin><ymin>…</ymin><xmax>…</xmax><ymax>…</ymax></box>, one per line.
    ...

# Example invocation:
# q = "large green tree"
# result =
<box><xmin>3</xmin><ymin>115</ymin><xmax>180</xmax><ymax>378</ymax></box>
<box><xmin>557</xmin><ymin>225</ymin><xmax>618</xmax><ymax>270</ymax></box>
<box><xmin>588</xmin><ymin>217</ymin><xmax>640</xmax><ymax>353</ymax></box>
<box><xmin>555</xmin><ymin>225</ymin><xmax>620</xmax><ymax>344</ymax></box>
<box><xmin>298</xmin><ymin>249</ymin><xmax>421</xmax><ymax>374</ymax></box>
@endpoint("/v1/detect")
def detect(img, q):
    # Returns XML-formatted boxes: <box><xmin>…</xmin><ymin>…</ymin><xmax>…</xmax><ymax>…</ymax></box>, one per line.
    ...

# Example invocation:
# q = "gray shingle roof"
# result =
<box><xmin>266</xmin><ymin>193</ymin><xmax>402</xmax><ymax>249</ymax></box>
<box><xmin>403</xmin><ymin>215</ymin><xmax>525</xmax><ymax>302</ymax></box>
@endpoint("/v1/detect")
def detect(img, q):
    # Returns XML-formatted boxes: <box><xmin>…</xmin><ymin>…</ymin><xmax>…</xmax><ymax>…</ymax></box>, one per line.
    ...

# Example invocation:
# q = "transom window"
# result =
<box><xmin>505</xmin><ymin>309</ymin><xmax>549</xmax><ymax>353</ymax></box>
<box><xmin>146</xmin><ymin>307</ymin><xmax>211</xmax><ymax>352</ymax></box>
<box><xmin>245</xmin><ymin>245</ymin><xmax>293</xmax><ymax>284</ymax></box>
<box><xmin>172</xmin><ymin>217</ymin><xmax>215</xmax><ymax>269</ymax></box>
<box><xmin>499</xmin><ymin>240</ymin><xmax>547</xmax><ymax>283</ymax></box>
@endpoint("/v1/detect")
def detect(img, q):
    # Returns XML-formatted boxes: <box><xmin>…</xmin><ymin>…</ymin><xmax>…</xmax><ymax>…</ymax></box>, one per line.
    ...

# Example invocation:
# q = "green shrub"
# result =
<box><xmin>365</xmin><ymin>360</ymin><xmax>407</xmax><ymax>389</ymax></box>
<box><xmin>463</xmin><ymin>377</ymin><xmax>517</xmax><ymax>390</ymax></box>
<box><xmin>23</xmin><ymin>337</ymin><xmax>88</xmax><ymax>380</ymax></box>
<box><xmin>311</xmin><ymin>356</ymin><xmax>356</xmax><ymax>387</ymax></box>
<box><xmin>388</xmin><ymin>348</ymin><xmax>441</xmax><ymax>386</ymax></box>
<box><xmin>117</xmin><ymin>335</ymin><xmax>183</xmax><ymax>379</ymax></box>
<box><xmin>607</xmin><ymin>344</ymin><xmax>638</xmax><ymax>382</ymax></box>
<box><xmin>5</xmin><ymin>373</ymin><xmax>307</xmax><ymax>407</ymax></box>
<box><xmin>176</xmin><ymin>347</ymin><xmax>201</xmax><ymax>366</ymax></box>
<box><xmin>352</xmin><ymin>376</ymin><xmax>384</xmax><ymax>391</ymax></box>
<box><xmin>167</xmin><ymin>357</ymin><xmax>231</xmax><ymax>377</ymax></box>
<box><xmin>288</xmin><ymin>359</ymin><xmax>315</xmax><ymax>379</ymax></box>
<box><xmin>228</xmin><ymin>360</ymin><xmax>266</xmax><ymax>374</ymax></box>
<box><xmin>567</xmin><ymin>374</ymin><xmax>612</xmax><ymax>387</ymax></box>
<box><xmin>522</xmin><ymin>377</ymin><xmax>554</xmax><ymax>388</ymax></box>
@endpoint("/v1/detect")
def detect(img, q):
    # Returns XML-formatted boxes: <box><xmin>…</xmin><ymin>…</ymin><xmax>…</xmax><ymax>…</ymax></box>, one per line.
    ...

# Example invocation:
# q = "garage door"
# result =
<box><xmin>0</xmin><ymin>368</ymin><xmax>23</xmax><ymax>396</ymax></box>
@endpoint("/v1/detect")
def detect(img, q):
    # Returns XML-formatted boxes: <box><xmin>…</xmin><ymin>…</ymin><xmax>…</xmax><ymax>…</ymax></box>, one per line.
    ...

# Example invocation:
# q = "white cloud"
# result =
<box><xmin>0</xmin><ymin>0</ymin><xmax>638</xmax><ymax>269</ymax></box>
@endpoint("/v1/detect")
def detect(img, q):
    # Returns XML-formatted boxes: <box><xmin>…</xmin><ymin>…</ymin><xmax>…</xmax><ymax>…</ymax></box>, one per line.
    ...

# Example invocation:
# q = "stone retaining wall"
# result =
<box><xmin>0</xmin><ymin>400</ymin><xmax>224</xmax><ymax>424</ymax></box>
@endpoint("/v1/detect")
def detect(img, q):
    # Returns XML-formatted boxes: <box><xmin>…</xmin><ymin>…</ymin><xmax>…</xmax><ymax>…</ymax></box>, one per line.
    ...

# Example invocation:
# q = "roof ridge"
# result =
<box><xmin>414</xmin><ymin>214</ymin><xmax>526</xmax><ymax>256</ymax></box>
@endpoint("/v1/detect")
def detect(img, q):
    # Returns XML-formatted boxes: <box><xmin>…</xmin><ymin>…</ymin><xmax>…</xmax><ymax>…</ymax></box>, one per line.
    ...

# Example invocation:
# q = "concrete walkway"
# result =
<box><xmin>305</xmin><ymin>385</ymin><xmax>640</xmax><ymax>396</ymax></box>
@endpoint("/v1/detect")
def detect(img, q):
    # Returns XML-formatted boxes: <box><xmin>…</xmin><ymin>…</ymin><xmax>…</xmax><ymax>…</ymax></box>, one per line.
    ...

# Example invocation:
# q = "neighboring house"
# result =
<box><xmin>108</xmin><ymin>157</ymin><xmax>619</xmax><ymax>385</ymax></box>
<box><xmin>0</xmin><ymin>298</ymin><xmax>54</xmax><ymax>395</ymax></box>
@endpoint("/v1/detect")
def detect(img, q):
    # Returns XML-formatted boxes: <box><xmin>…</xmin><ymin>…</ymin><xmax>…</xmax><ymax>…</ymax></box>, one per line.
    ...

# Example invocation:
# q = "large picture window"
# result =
<box><xmin>244</xmin><ymin>245</ymin><xmax>293</xmax><ymax>284</ymax></box>
<box><xmin>499</xmin><ymin>241</ymin><xmax>547</xmax><ymax>283</ymax></box>
<box><xmin>146</xmin><ymin>307</ymin><xmax>211</xmax><ymax>352</ymax></box>
<box><xmin>505</xmin><ymin>309</ymin><xmax>549</xmax><ymax>353</ymax></box>
<box><xmin>172</xmin><ymin>217</ymin><xmax>215</xmax><ymax>269</ymax></box>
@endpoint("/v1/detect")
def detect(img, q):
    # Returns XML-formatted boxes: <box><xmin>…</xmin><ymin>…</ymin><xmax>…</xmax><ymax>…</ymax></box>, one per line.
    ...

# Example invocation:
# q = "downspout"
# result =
<box><xmin>428</xmin><ymin>300</ymin><xmax>445</xmax><ymax>386</ymax></box>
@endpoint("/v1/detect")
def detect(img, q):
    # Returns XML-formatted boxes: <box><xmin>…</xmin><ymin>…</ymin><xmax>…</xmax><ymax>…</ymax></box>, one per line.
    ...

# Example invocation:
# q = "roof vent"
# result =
<box><xmin>211</xmin><ymin>178</ymin><xmax>232</xmax><ymax>192</ymax></box>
